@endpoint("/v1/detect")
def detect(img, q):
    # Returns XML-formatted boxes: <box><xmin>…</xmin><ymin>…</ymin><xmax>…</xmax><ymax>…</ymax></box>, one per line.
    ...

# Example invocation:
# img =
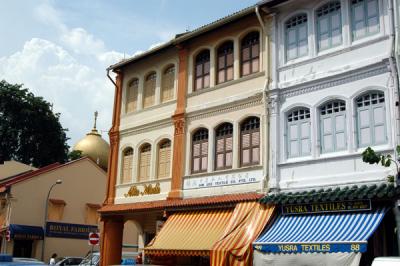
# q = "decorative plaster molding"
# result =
<box><xmin>280</xmin><ymin>60</ymin><xmax>389</xmax><ymax>99</ymax></box>
<box><xmin>119</xmin><ymin>117</ymin><xmax>172</xmax><ymax>136</ymax></box>
<box><xmin>187</xmin><ymin>92</ymin><xmax>263</xmax><ymax>121</ymax></box>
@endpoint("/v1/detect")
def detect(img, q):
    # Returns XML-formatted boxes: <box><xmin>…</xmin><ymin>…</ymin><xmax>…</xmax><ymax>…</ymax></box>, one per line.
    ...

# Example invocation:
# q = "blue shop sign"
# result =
<box><xmin>46</xmin><ymin>222</ymin><xmax>98</xmax><ymax>239</ymax></box>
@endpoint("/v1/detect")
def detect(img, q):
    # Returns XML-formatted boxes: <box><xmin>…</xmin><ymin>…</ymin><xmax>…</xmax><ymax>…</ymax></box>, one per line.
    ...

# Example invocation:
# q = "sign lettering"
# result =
<box><xmin>282</xmin><ymin>200</ymin><xmax>371</xmax><ymax>215</ymax></box>
<box><xmin>46</xmin><ymin>222</ymin><xmax>98</xmax><ymax>239</ymax></box>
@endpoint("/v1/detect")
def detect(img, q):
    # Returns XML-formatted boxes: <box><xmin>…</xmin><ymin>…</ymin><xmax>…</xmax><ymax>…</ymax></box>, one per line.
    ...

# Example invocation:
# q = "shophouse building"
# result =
<box><xmin>99</xmin><ymin>5</ymin><xmax>282</xmax><ymax>266</ymax></box>
<box><xmin>254</xmin><ymin>0</ymin><xmax>400</xmax><ymax>265</ymax></box>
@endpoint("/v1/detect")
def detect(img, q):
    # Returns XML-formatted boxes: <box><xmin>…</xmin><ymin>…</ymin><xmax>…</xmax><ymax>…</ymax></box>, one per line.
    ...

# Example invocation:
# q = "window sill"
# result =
<box><xmin>279</xmin><ymin>35</ymin><xmax>388</xmax><ymax>71</ymax></box>
<box><xmin>188</xmin><ymin>71</ymin><xmax>265</xmax><ymax>98</ymax></box>
<box><xmin>121</xmin><ymin>99</ymin><xmax>176</xmax><ymax>118</ymax></box>
<box><xmin>278</xmin><ymin>145</ymin><xmax>393</xmax><ymax>166</ymax></box>
<box><xmin>116</xmin><ymin>177</ymin><xmax>172</xmax><ymax>188</ymax></box>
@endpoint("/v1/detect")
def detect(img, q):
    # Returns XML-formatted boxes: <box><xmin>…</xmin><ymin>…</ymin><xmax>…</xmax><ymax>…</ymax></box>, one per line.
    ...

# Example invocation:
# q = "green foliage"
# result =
<box><xmin>68</xmin><ymin>150</ymin><xmax>83</xmax><ymax>161</ymax></box>
<box><xmin>362</xmin><ymin>146</ymin><xmax>395</xmax><ymax>167</ymax></box>
<box><xmin>0</xmin><ymin>80</ymin><xmax>69</xmax><ymax>167</ymax></box>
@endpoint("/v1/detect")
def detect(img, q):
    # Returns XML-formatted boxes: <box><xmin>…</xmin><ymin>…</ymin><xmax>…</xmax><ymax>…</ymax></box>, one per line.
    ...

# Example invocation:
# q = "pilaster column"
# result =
<box><xmin>267</xmin><ymin>94</ymin><xmax>280</xmax><ymax>191</ymax></box>
<box><xmin>100</xmin><ymin>216</ymin><xmax>124</xmax><ymax>266</ymax></box>
<box><xmin>106</xmin><ymin>72</ymin><xmax>123</xmax><ymax>204</ymax></box>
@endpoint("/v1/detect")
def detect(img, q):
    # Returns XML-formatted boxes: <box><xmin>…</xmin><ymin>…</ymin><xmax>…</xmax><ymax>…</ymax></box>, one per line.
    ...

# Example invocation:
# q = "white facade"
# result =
<box><xmin>267</xmin><ymin>0</ymin><xmax>400</xmax><ymax>192</ymax></box>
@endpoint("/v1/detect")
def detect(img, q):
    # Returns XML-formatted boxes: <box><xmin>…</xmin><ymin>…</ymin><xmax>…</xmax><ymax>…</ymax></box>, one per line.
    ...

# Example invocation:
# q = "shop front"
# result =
<box><xmin>8</xmin><ymin>224</ymin><xmax>44</xmax><ymax>258</ymax></box>
<box><xmin>253</xmin><ymin>184</ymin><xmax>400</xmax><ymax>266</ymax></box>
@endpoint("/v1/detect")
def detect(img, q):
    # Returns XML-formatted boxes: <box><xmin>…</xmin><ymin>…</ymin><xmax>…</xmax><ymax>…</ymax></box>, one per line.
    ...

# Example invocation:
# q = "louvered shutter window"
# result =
<box><xmin>192</xmin><ymin>129</ymin><xmax>208</xmax><ymax>173</ymax></box>
<box><xmin>126</xmin><ymin>79</ymin><xmax>138</xmax><ymax>113</ymax></box>
<box><xmin>194</xmin><ymin>50</ymin><xmax>210</xmax><ymax>91</ymax></box>
<box><xmin>139</xmin><ymin>144</ymin><xmax>151</xmax><ymax>181</ymax></box>
<box><xmin>351</xmin><ymin>0</ymin><xmax>379</xmax><ymax>40</ymax></box>
<box><xmin>144</xmin><ymin>72</ymin><xmax>156</xmax><ymax>108</ymax></box>
<box><xmin>240</xmin><ymin>117</ymin><xmax>260</xmax><ymax>166</ymax></box>
<box><xmin>356</xmin><ymin>92</ymin><xmax>386</xmax><ymax>147</ymax></box>
<box><xmin>215</xmin><ymin>123</ymin><xmax>233</xmax><ymax>170</ymax></box>
<box><xmin>162</xmin><ymin>66</ymin><xmax>175</xmax><ymax>102</ymax></box>
<box><xmin>320</xmin><ymin>100</ymin><xmax>347</xmax><ymax>153</ymax></box>
<box><xmin>316</xmin><ymin>2</ymin><xmax>342</xmax><ymax>51</ymax></box>
<box><xmin>122</xmin><ymin>148</ymin><xmax>133</xmax><ymax>183</ymax></box>
<box><xmin>285</xmin><ymin>14</ymin><xmax>308</xmax><ymax>60</ymax></box>
<box><xmin>157</xmin><ymin>140</ymin><xmax>171</xmax><ymax>178</ymax></box>
<box><xmin>287</xmin><ymin>108</ymin><xmax>311</xmax><ymax>158</ymax></box>
<box><xmin>217</xmin><ymin>41</ymin><xmax>234</xmax><ymax>84</ymax></box>
<box><xmin>241</xmin><ymin>32</ymin><xmax>260</xmax><ymax>77</ymax></box>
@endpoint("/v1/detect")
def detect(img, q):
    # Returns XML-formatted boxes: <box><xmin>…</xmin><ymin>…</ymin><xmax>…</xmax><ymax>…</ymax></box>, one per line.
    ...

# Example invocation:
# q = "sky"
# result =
<box><xmin>0</xmin><ymin>0</ymin><xmax>258</xmax><ymax>148</ymax></box>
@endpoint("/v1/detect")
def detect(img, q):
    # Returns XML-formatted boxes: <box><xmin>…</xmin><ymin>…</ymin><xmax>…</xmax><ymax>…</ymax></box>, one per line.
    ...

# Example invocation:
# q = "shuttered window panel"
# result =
<box><xmin>192</xmin><ymin>129</ymin><xmax>208</xmax><ymax>173</ymax></box>
<box><xmin>158</xmin><ymin>140</ymin><xmax>171</xmax><ymax>179</ymax></box>
<box><xmin>217</xmin><ymin>42</ymin><xmax>234</xmax><ymax>84</ymax></box>
<box><xmin>139</xmin><ymin>144</ymin><xmax>151</xmax><ymax>181</ymax></box>
<box><xmin>122</xmin><ymin>148</ymin><xmax>133</xmax><ymax>184</ymax></box>
<box><xmin>144</xmin><ymin>72</ymin><xmax>156</xmax><ymax>108</ymax></box>
<box><xmin>215</xmin><ymin>123</ymin><xmax>233</xmax><ymax>170</ymax></box>
<box><xmin>126</xmin><ymin>79</ymin><xmax>138</xmax><ymax>113</ymax></box>
<box><xmin>241</xmin><ymin>32</ymin><xmax>260</xmax><ymax>76</ymax></box>
<box><xmin>194</xmin><ymin>50</ymin><xmax>210</xmax><ymax>91</ymax></box>
<box><xmin>240</xmin><ymin>117</ymin><xmax>260</xmax><ymax>166</ymax></box>
<box><xmin>162</xmin><ymin>66</ymin><xmax>174</xmax><ymax>102</ymax></box>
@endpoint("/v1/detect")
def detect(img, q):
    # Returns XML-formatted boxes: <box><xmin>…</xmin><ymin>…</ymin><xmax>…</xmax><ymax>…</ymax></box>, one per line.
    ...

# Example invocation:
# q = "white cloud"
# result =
<box><xmin>61</xmin><ymin>28</ymin><xmax>106</xmax><ymax>56</ymax></box>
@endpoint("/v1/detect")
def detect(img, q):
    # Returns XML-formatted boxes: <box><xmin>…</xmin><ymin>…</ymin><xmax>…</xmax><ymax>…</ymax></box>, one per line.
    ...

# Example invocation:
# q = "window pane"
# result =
<box><xmin>368</xmin><ymin>17</ymin><xmax>379</xmax><ymax>33</ymax></box>
<box><xmin>374</xmin><ymin>125</ymin><xmax>385</xmax><ymax>143</ymax></box>
<box><xmin>227</xmin><ymin>67</ymin><xmax>233</xmax><ymax>81</ymax></box>
<box><xmin>217</xmin><ymin>138</ymin><xmax>224</xmax><ymax>152</ymax></box>
<box><xmin>298</xmin><ymin>24</ymin><xmax>308</xmax><ymax>42</ymax></box>
<box><xmin>287</xmin><ymin>44</ymin><xmax>297</xmax><ymax>60</ymax></box>
<box><xmin>319</xmin><ymin>17</ymin><xmax>329</xmax><ymax>35</ymax></box>
<box><xmin>204</xmin><ymin>74</ymin><xmax>210</xmax><ymax>88</ymax></box>
<box><xmin>287</xmin><ymin>28</ymin><xmax>297</xmax><ymax>45</ymax></box>
<box><xmin>252</xmin><ymin>147</ymin><xmax>260</xmax><ymax>163</ymax></box>
<box><xmin>360</xmin><ymin>128</ymin><xmax>371</xmax><ymax>146</ymax></box>
<box><xmin>332</xmin><ymin>29</ymin><xmax>342</xmax><ymax>46</ymax></box>
<box><xmin>301</xmin><ymin>122</ymin><xmax>310</xmax><ymax>138</ymax></box>
<box><xmin>218</xmin><ymin>70</ymin><xmax>225</xmax><ymax>84</ymax></box>
<box><xmin>226</xmin><ymin>137</ymin><xmax>233</xmax><ymax>151</ymax></box>
<box><xmin>289</xmin><ymin>124</ymin><xmax>298</xmax><ymax>141</ymax></box>
<box><xmin>290</xmin><ymin>140</ymin><xmax>298</xmax><ymax>157</ymax></box>
<box><xmin>336</xmin><ymin>132</ymin><xmax>346</xmax><ymax>150</ymax></box>
<box><xmin>193</xmin><ymin>143</ymin><xmax>200</xmax><ymax>156</ymax></box>
<box><xmin>196</xmin><ymin>64</ymin><xmax>202</xmax><ymax>76</ymax></box>
<box><xmin>324</xmin><ymin>135</ymin><xmax>333</xmax><ymax>151</ymax></box>
<box><xmin>298</xmin><ymin>40</ymin><xmax>308</xmax><ymax>56</ymax></box>
<box><xmin>201</xmin><ymin>157</ymin><xmax>208</xmax><ymax>170</ymax></box>
<box><xmin>196</xmin><ymin>78</ymin><xmax>202</xmax><ymax>90</ymax></box>
<box><xmin>242</xmin><ymin>47</ymin><xmax>250</xmax><ymax>60</ymax></box>
<box><xmin>319</xmin><ymin>33</ymin><xmax>329</xmax><ymax>50</ymax></box>
<box><xmin>252</xmin><ymin>58</ymin><xmax>259</xmax><ymax>73</ymax></box>
<box><xmin>193</xmin><ymin>158</ymin><xmax>200</xmax><ymax>171</ymax></box>
<box><xmin>202</xmin><ymin>142</ymin><xmax>208</xmax><ymax>155</ymax></box>
<box><xmin>354</xmin><ymin>4</ymin><xmax>365</xmax><ymax>21</ymax></box>
<box><xmin>373</xmin><ymin>106</ymin><xmax>384</xmax><ymax>124</ymax></box>
<box><xmin>359</xmin><ymin>109</ymin><xmax>370</xmax><ymax>127</ymax></box>
<box><xmin>323</xmin><ymin>117</ymin><xmax>332</xmax><ymax>134</ymax></box>
<box><xmin>331</xmin><ymin>13</ymin><xmax>341</xmax><ymax>30</ymax></box>
<box><xmin>242</xmin><ymin>149</ymin><xmax>250</xmax><ymax>164</ymax></box>
<box><xmin>367</xmin><ymin>0</ymin><xmax>378</xmax><ymax>17</ymax></box>
<box><xmin>227</xmin><ymin>53</ymin><xmax>234</xmax><ymax>66</ymax></box>
<box><xmin>242</xmin><ymin>62</ymin><xmax>250</xmax><ymax>76</ymax></box>
<box><xmin>226</xmin><ymin>152</ymin><xmax>232</xmax><ymax>167</ymax></box>
<box><xmin>251</xmin><ymin>43</ymin><xmax>259</xmax><ymax>58</ymax></box>
<box><xmin>217</xmin><ymin>154</ymin><xmax>224</xmax><ymax>168</ymax></box>
<box><xmin>252</xmin><ymin>131</ymin><xmax>260</xmax><ymax>146</ymax></box>
<box><xmin>204</xmin><ymin>62</ymin><xmax>210</xmax><ymax>74</ymax></box>
<box><xmin>301</xmin><ymin>138</ymin><xmax>310</xmax><ymax>155</ymax></box>
<box><xmin>242</xmin><ymin>133</ymin><xmax>250</xmax><ymax>148</ymax></box>
<box><xmin>218</xmin><ymin>56</ymin><xmax>225</xmax><ymax>69</ymax></box>
<box><xmin>335</xmin><ymin>115</ymin><xmax>345</xmax><ymax>132</ymax></box>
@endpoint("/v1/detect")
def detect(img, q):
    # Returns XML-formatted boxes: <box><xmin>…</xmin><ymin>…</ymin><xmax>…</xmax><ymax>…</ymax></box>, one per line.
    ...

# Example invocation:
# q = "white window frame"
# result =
<box><xmin>285</xmin><ymin>13</ymin><xmax>309</xmax><ymax>61</ymax></box>
<box><xmin>316</xmin><ymin>1</ymin><xmax>343</xmax><ymax>51</ymax></box>
<box><xmin>286</xmin><ymin>108</ymin><xmax>311</xmax><ymax>158</ymax></box>
<box><xmin>350</xmin><ymin>0</ymin><xmax>380</xmax><ymax>40</ymax></box>
<box><xmin>319</xmin><ymin>100</ymin><xmax>347</xmax><ymax>153</ymax></box>
<box><xmin>356</xmin><ymin>91</ymin><xmax>387</xmax><ymax>147</ymax></box>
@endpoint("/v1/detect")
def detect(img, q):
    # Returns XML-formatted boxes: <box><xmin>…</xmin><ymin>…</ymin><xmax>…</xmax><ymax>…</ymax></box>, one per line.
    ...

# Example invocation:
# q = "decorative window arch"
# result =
<box><xmin>143</xmin><ymin>72</ymin><xmax>156</xmax><ymax>108</ymax></box>
<box><xmin>126</xmin><ymin>79</ymin><xmax>138</xmax><ymax>113</ymax></box>
<box><xmin>241</xmin><ymin>31</ymin><xmax>260</xmax><ymax>76</ymax></box>
<box><xmin>316</xmin><ymin>1</ymin><xmax>342</xmax><ymax>51</ymax></box>
<box><xmin>194</xmin><ymin>50</ymin><xmax>210</xmax><ymax>91</ymax></box>
<box><xmin>351</xmin><ymin>0</ymin><xmax>379</xmax><ymax>40</ymax></box>
<box><xmin>157</xmin><ymin>139</ymin><xmax>171</xmax><ymax>179</ymax></box>
<box><xmin>356</xmin><ymin>91</ymin><xmax>386</xmax><ymax>147</ymax></box>
<box><xmin>240</xmin><ymin>117</ymin><xmax>260</xmax><ymax>166</ymax></box>
<box><xmin>285</xmin><ymin>13</ymin><xmax>308</xmax><ymax>60</ymax></box>
<box><xmin>161</xmin><ymin>65</ymin><xmax>175</xmax><ymax>102</ymax></box>
<box><xmin>319</xmin><ymin>100</ymin><xmax>347</xmax><ymax>153</ymax></box>
<box><xmin>215</xmin><ymin>123</ymin><xmax>233</xmax><ymax>170</ymax></box>
<box><xmin>192</xmin><ymin>128</ymin><xmax>208</xmax><ymax>173</ymax></box>
<box><xmin>217</xmin><ymin>41</ymin><xmax>234</xmax><ymax>84</ymax></box>
<box><xmin>121</xmin><ymin>147</ymin><xmax>133</xmax><ymax>184</ymax></box>
<box><xmin>139</xmin><ymin>143</ymin><xmax>151</xmax><ymax>181</ymax></box>
<box><xmin>286</xmin><ymin>108</ymin><xmax>311</xmax><ymax>158</ymax></box>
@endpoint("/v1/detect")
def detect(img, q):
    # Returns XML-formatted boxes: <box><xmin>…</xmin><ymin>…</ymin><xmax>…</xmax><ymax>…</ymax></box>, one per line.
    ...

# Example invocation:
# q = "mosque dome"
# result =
<box><xmin>73</xmin><ymin>112</ymin><xmax>109</xmax><ymax>170</ymax></box>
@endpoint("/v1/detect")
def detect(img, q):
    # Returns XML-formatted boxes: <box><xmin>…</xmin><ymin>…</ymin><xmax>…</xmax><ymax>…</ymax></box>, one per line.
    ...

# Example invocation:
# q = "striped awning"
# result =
<box><xmin>253</xmin><ymin>208</ymin><xmax>387</xmax><ymax>253</ymax></box>
<box><xmin>211</xmin><ymin>202</ymin><xmax>275</xmax><ymax>266</ymax></box>
<box><xmin>145</xmin><ymin>209</ymin><xmax>233</xmax><ymax>256</ymax></box>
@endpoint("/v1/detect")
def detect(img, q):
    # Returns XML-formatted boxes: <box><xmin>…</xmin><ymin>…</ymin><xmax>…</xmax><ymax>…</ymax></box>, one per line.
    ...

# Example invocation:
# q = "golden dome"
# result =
<box><xmin>73</xmin><ymin>112</ymin><xmax>109</xmax><ymax>170</ymax></box>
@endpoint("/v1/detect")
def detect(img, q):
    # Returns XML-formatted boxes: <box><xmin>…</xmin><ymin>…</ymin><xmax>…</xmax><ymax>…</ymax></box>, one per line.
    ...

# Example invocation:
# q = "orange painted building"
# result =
<box><xmin>100</xmin><ymin>3</ymin><xmax>281</xmax><ymax>265</ymax></box>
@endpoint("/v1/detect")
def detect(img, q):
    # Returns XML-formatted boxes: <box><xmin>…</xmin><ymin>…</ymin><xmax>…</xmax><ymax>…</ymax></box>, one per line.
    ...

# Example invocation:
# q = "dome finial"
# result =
<box><xmin>93</xmin><ymin>111</ymin><xmax>98</xmax><ymax>130</ymax></box>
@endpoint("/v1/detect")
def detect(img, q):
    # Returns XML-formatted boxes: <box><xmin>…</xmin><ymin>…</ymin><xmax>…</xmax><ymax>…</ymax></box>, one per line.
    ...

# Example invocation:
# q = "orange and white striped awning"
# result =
<box><xmin>145</xmin><ymin>208</ymin><xmax>233</xmax><ymax>257</ymax></box>
<box><xmin>211</xmin><ymin>202</ymin><xmax>275</xmax><ymax>266</ymax></box>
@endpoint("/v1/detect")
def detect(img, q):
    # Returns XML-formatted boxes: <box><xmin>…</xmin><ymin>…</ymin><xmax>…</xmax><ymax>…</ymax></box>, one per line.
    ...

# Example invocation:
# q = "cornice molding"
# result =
<box><xmin>187</xmin><ymin>92</ymin><xmax>263</xmax><ymax>121</ymax></box>
<box><xmin>280</xmin><ymin>60</ymin><xmax>389</xmax><ymax>99</ymax></box>
<box><xmin>120</xmin><ymin>117</ymin><xmax>173</xmax><ymax>137</ymax></box>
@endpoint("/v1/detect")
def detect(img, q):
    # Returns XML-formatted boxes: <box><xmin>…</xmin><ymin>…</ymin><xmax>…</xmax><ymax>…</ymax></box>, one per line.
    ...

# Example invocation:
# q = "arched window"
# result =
<box><xmin>240</xmin><ymin>117</ymin><xmax>260</xmax><ymax>166</ymax></box>
<box><xmin>351</xmin><ymin>0</ymin><xmax>379</xmax><ymax>40</ymax></box>
<box><xmin>215</xmin><ymin>123</ymin><xmax>233</xmax><ymax>170</ymax></box>
<box><xmin>319</xmin><ymin>100</ymin><xmax>346</xmax><ymax>153</ymax></box>
<box><xmin>192</xmin><ymin>128</ymin><xmax>208</xmax><ymax>173</ymax></box>
<box><xmin>241</xmin><ymin>32</ymin><xmax>260</xmax><ymax>76</ymax></box>
<box><xmin>316</xmin><ymin>2</ymin><xmax>342</xmax><ymax>51</ymax></box>
<box><xmin>139</xmin><ymin>144</ymin><xmax>151</xmax><ymax>181</ymax></box>
<box><xmin>287</xmin><ymin>108</ymin><xmax>311</xmax><ymax>158</ymax></box>
<box><xmin>126</xmin><ymin>79</ymin><xmax>138</xmax><ymax>113</ymax></box>
<box><xmin>217</xmin><ymin>41</ymin><xmax>234</xmax><ymax>84</ymax></box>
<box><xmin>157</xmin><ymin>139</ymin><xmax>171</xmax><ymax>179</ymax></box>
<box><xmin>194</xmin><ymin>50</ymin><xmax>210</xmax><ymax>91</ymax></box>
<box><xmin>356</xmin><ymin>91</ymin><xmax>386</xmax><ymax>147</ymax></box>
<box><xmin>161</xmin><ymin>66</ymin><xmax>175</xmax><ymax>102</ymax></box>
<box><xmin>121</xmin><ymin>148</ymin><xmax>133</xmax><ymax>184</ymax></box>
<box><xmin>285</xmin><ymin>14</ymin><xmax>308</xmax><ymax>60</ymax></box>
<box><xmin>143</xmin><ymin>72</ymin><xmax>156</xmax><ymax>108</ymax></box>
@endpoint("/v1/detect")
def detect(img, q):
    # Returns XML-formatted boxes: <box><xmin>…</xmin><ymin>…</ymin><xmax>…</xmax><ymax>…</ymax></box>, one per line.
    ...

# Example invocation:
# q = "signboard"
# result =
<box><xmin>88</xmin><ymin>232</ymin><xmax>100</xmax><ymax>245</ymax></box>
<box><xmin>46</xmin><ymin>222</ymin><xmax>98</xmax><ymax>239</ymax></box>
<box><xmin>281</xmin><ymin>199</ymin><xmax>372</xmax><ymax>215</ymax></box>
<box><xmin>254</xmin><ymin>242</ymin><xmax>367</xmax><ymax>253</ymax></box>
<box><xmin>183</xmin><ymin>169</ymin><xmax>262</xmax><ymax>190</ymax></box>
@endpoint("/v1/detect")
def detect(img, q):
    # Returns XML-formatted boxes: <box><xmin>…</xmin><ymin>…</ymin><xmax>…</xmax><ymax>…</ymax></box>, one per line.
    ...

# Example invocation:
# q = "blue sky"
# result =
<box><xmin>0</xmin><ymin>0</ymin><xmax>258</xmax><ymax>147</ymax></box>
